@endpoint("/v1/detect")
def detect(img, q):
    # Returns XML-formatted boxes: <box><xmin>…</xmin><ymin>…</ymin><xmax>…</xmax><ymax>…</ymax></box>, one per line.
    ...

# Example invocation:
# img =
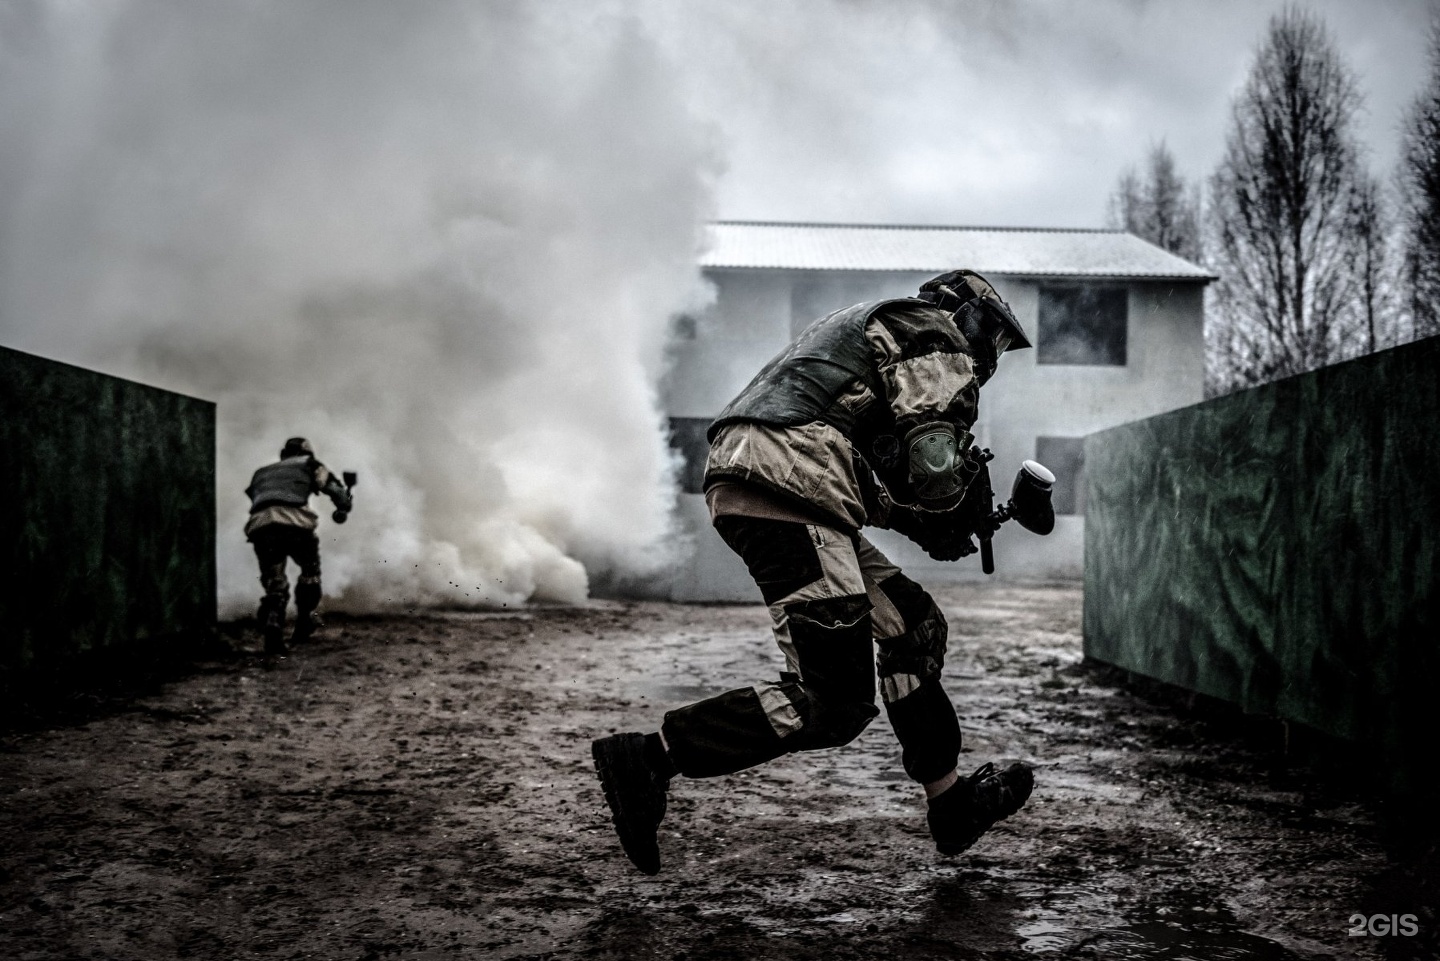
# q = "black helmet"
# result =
<box><xmin>918</xmin><ymin>269</ymin><xmax>1031</xmax><ymax>352</ymax></box>
<box><xmin>281</xmin><ymin>437</ymin><xmax>314</xmax><ymax>459</ymax></box>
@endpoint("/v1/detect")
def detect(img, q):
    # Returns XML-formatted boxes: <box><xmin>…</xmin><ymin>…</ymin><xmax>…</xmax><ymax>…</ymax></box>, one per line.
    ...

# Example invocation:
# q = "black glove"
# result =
<box><xmin>921</xmin><ymin>531</ymin><xmax>975</xmax><ymax>562</ymax></box>
<box><xmin>888</xmin><ymin>505</ymin><xmax>975</xmax><ymax>561</ymax></box>
<box><xmin>324</xmin><ymin>478</ymin><xmax>353</xmax><ymax>521</ymax></box>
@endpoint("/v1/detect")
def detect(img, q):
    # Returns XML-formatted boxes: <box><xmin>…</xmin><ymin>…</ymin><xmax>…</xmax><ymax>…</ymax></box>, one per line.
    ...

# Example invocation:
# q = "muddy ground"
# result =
<box><xmin>1</xmin><ymin>582</ymin><xmax>1436</xmax><ymax>960</ymax></box>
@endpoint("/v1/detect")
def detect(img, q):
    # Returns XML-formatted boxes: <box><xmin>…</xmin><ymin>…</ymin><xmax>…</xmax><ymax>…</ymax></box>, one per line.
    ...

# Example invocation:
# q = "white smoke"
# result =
<box><xmin>0</xmin><ymin>0</ymin><xmax>717</xmax><ymax>612</ymax></box>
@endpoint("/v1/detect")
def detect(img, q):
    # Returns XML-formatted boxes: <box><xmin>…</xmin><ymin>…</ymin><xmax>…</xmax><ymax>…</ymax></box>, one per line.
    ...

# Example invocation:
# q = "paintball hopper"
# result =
<box><xmin>333</xmin><ymin>471</ymin><xmax>358</xmax><ymax>523</ymax></box>
<box><xmin>959</xmin><ymin>449</ymin><xmax>1056</xmax><ymax>576</ymax></box>
<box><xmin>1009</xmin><ymin>460</ymin><xmax>1055</xmax><ymax>535</ymax></box>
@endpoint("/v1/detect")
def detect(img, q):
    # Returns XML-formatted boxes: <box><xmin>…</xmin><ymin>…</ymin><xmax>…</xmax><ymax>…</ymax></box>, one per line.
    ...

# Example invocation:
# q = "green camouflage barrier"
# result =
<box><xmin>1084</xmin><ymin>337</ymin><xmax>1440</xmax><ymax>798</ymax></box>
<box><xmin>0</xmin><ymin>345</ymin><xmax>216</xmax><ymax>687</ymax></box>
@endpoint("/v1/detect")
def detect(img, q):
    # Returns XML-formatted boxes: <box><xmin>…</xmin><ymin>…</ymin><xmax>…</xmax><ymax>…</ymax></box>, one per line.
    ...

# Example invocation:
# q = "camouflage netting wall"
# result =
<box><xmin>0</xmin><ymin>345</ymin><xmax>215</xmax><ymax>687</ymax></box>
<box><xmin>1084</xmin><ymin>337</ymin><xmax>1440</xmax><ymax>798</ymax></box>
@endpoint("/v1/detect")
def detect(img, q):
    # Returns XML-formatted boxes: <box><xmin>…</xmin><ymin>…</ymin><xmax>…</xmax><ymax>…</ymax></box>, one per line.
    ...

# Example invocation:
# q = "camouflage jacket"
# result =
<box><xmin>704</xmin><ymin>298</ymin><xmax>981</xmax><ymax>531</ymax></box>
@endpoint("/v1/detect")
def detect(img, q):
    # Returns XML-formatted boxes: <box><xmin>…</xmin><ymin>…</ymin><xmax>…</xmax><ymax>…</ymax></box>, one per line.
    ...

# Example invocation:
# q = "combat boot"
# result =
<box><xmin>591</xmin><ymin>732</ymin><xmax>672</xmax><ymax>875</ymax></box>
<box><xmin>927</xmin><ymin>760</ymin><xmax>1034</xmax><ymax>855</ymax></box>
<box><xmin>293</xmin><ymin>582</ymin><xmax>322</xmax><ymax>644</ymax></box>
<box><xmin>259</xmin><ymin>602</ymin><xmax>287</xmax><ymax>657</ymax></box>
<box><xmin>291</xmin><ymin>610</ymin><xmax>322</xmax><ymax>645</ymax></box>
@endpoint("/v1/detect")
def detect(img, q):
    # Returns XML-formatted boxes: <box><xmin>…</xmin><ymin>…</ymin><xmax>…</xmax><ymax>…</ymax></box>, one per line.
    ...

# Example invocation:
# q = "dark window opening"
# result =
<box><xmin>1037</xmin><ymin>285</ymin><xmax>1127</xmax><ymax>366</ymax></box>
<box><xmin>668</xmin><ymin>417</ymin><xmax>711</xmax><ymax>494</ymax></box>
<box><xmin>1035</xmin><ymin>436</ymin><xmax>1085</xmax><ymax>515</ymax></box>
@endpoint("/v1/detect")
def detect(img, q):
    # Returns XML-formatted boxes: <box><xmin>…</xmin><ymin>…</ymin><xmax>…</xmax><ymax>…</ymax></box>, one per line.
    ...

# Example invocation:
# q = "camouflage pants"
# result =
<box><xmin>250</xmin><ymin>524</ymin><xmax>322</xmax><ymax>625</ymax></box>
<box><xmin>661</xmin><ymin>515</ymin><xmax>961</xmax><ymax>784</ymax></box>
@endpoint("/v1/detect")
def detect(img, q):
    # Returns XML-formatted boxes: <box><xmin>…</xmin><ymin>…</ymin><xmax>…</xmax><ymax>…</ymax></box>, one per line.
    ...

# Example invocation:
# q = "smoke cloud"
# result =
<box><xmin>0</xmin><ymin>1</ymin><xmax>717</xmax><ymax>612</ymax></box>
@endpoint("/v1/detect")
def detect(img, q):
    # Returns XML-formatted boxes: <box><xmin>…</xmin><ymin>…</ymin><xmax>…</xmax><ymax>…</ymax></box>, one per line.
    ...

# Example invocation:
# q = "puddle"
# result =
<box><xmin>1016</xmin><ymin>917</ymin><xmax>1071</xmax><ymax>952</ymax></box>
<box><xmin>1018</xmin><ymin>891</ymin><xmax>1301</xmax><ymax>958</ymax></box>
<box><xmin>1076</xmin><ymin>920</ymin><xmax>1296</xmax><ymax>959</ymax></box>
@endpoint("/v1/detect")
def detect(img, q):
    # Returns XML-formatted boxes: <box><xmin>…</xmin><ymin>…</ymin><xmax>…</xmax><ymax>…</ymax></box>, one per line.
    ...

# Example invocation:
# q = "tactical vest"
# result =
<box><xmin>707</xmin><ymin>298</ymin><xmax>924</xmax><ymax>442</ymax></box>
<box><xmin>246</xmin><ymin>456</ymin><xmax>315</xmax><ymax>512</ymax></box>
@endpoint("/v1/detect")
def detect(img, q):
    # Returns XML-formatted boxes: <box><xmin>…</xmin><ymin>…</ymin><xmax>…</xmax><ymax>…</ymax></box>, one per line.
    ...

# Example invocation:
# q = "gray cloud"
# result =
<box><xmin>646</xmin><ymin>0</ymin><xmax>1436</xmax><ymax>226</ymax></box>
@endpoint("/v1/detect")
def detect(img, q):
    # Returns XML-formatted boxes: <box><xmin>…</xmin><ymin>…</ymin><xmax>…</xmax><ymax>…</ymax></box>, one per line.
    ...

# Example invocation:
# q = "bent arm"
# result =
<box><xmin>313</xmin><ymin>462</ymin><xmax>352</xmax><ymax>512</ymax></box>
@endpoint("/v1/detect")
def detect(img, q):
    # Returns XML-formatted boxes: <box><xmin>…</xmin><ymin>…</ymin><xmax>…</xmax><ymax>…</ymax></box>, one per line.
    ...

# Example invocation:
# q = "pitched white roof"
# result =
<box><xmin>701</xmin><ymin>221</ymin><xmax>1215</xmax><ymax>281</ymax></box>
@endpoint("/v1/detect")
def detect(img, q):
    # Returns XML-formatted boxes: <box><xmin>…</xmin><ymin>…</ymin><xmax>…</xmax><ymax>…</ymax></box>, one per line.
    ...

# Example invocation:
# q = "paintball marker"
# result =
<box><xmin>333</xmin><ymin>470</ymin><xmax>358</xmax><ymax>523</ymax></box>
<box><xmin>959</xmin><ymin>448</ymin><xmax>1056</xmax><ymax>575</ymax></box>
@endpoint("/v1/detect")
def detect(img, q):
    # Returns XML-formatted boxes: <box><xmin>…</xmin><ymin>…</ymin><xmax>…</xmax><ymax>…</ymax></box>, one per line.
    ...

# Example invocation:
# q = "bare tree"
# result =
<box><xmin>1399</xmin><ymin>24</ymin><xmax>1440</xmax><ymax>341</ymax></box>
<box><xmin>1108</xmin><ymin>141</ymin><xmax>1202</xmax><ymax>262</ymax></box>
<box><xmin>1206</xmin><ymin>7</ymin><xmax>1368</xmax><ymax>394</ymax></box>
<box><xmin>1346</xmin><ymin>172</ymin><xmax>1397</xmax><ymax>356</ymax></box>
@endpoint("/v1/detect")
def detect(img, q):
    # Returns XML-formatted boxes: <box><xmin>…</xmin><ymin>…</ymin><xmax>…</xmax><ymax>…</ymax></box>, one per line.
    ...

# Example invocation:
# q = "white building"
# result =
<box><xmin>661</xmin><ymin>221</ymin><xmax>1214</xmax><ymax>601</ymax></box>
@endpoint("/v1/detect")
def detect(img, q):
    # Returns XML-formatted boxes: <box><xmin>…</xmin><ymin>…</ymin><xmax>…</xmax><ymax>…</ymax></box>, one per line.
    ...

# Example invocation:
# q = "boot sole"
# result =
<box><xmin>591</xmin><ymin>736</ymin><xmax>662</xmax><ymax>875</ymax></box>
<box><xmin>936</xmin><ymin>805</ymin><xmax>1022</xmax><ymax>856</ymax></box>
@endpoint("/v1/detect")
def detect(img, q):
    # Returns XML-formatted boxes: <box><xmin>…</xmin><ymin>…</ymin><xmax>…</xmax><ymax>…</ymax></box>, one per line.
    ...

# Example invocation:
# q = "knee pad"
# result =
<box><xmin>876</xmin><ymin>627</ymin><xmax>945</xmax><ymax>684</ymax></box>
<box><xmin>875</xmin><ymin>574</ymin><xmax>948</xmax><ymax>681</ymax></box>
<box><xmin>296</xmin><ymin>550</ymin><xmax>322</xmax><ymax>582</ymax></box>
<box><xmin>259</xmin><ymin>573</ymin><xmax>290</xmax><ymax>600</ymax></box>
<box><xmin>877</xmin><ymin>572</ymin><xmax>946</xmax><ymax>637</ymax></box>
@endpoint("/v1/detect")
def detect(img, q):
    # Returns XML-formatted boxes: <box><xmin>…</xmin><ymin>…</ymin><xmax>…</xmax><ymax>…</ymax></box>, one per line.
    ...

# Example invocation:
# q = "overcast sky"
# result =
<box><xmin>646</xmin><ymin>0</ymin><xmax>1438</xmax><ymax>229</ymax></box>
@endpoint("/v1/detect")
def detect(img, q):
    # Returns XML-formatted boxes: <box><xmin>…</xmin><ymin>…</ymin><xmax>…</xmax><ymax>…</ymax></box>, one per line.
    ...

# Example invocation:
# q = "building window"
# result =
<box><xmin>1037</xmin><ymin>285</ymin><xmax>1127</xmax><ymax>366</ymax></box>
<box><xmin>1035</xmin><ymin>436</ymin><xmax>1085</xmax><ymax>515</ymax></box>
<box><xmin>668</xmin><ymin>417</ymin><xmax>711</xmax><ymax>494</ymax></box>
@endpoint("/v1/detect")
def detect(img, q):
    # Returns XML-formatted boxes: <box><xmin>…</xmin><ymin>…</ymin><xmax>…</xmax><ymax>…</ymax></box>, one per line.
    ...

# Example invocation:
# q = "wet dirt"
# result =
<box><xmin>0</xmin><ymin>582</ymin><xmax>1434</xmax><ymax>959</ymax></box>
